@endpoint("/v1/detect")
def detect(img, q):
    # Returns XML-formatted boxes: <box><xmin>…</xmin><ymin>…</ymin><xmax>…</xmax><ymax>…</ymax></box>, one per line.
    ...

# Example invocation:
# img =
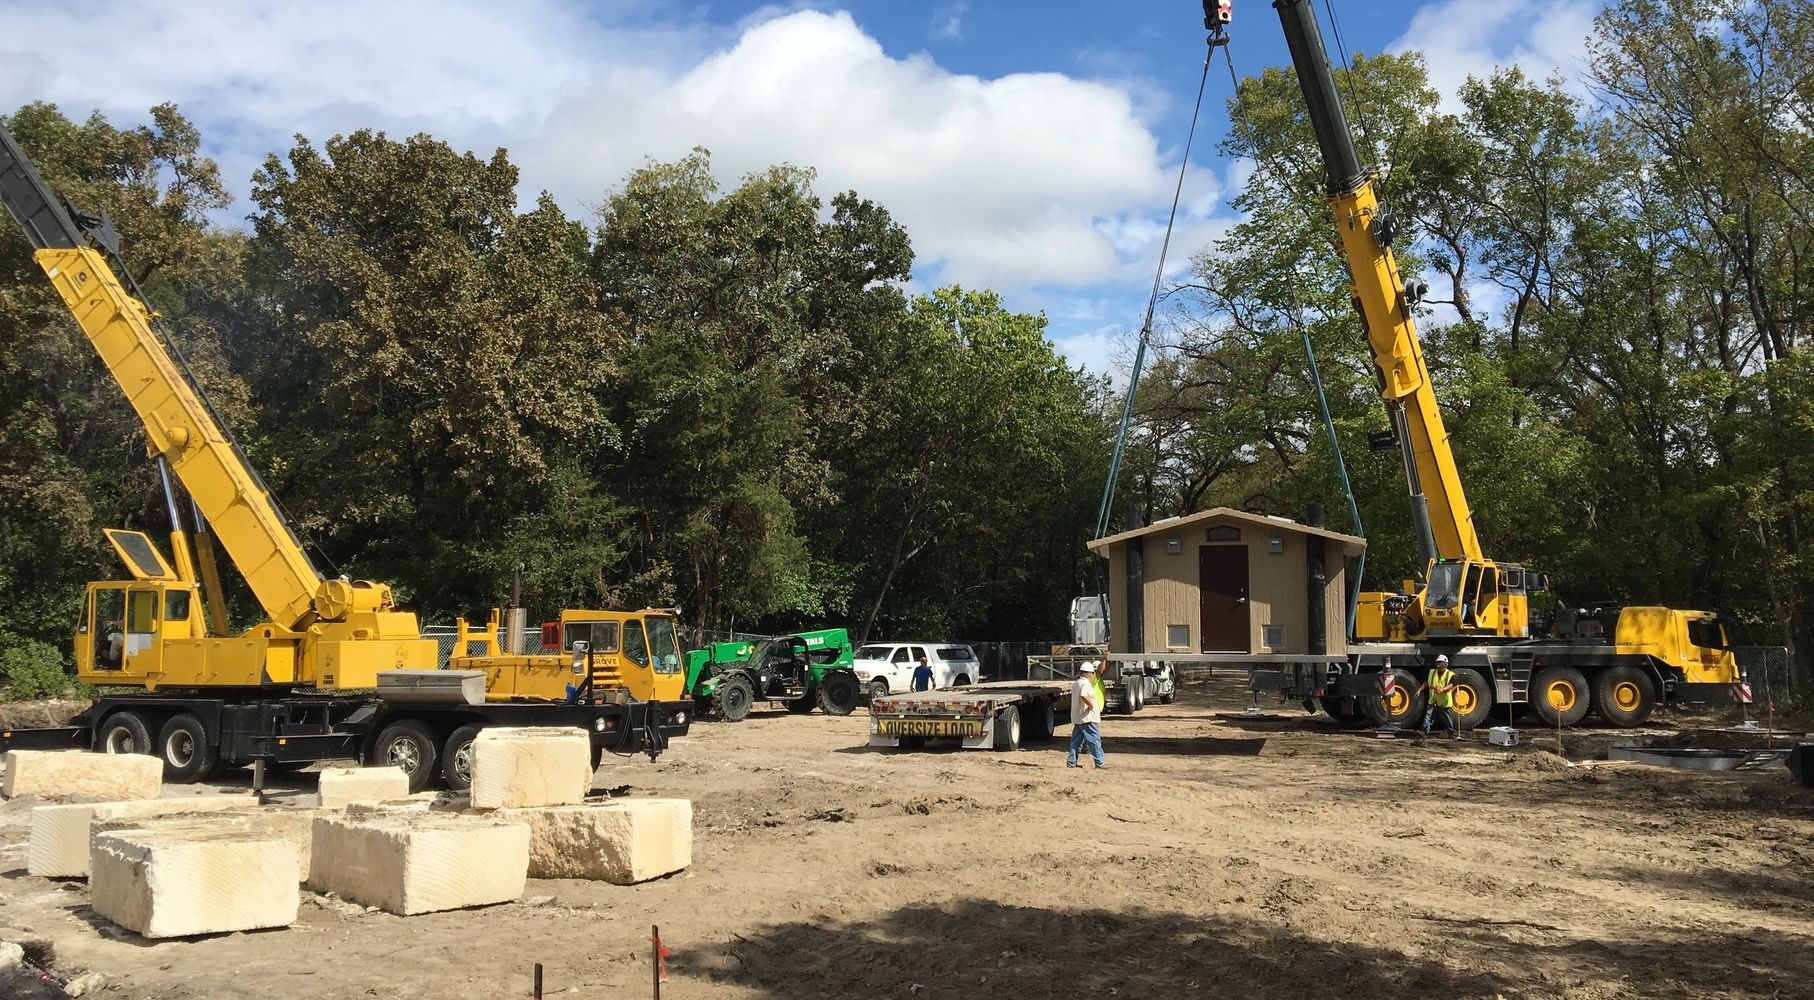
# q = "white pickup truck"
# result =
<box><xmin>851</xmin><ymin>642</ymin><xmax>981</xmax><ymax>700</ymax></box>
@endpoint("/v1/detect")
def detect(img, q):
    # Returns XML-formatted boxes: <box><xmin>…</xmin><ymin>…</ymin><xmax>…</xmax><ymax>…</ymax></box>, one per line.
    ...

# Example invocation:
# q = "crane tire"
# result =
<box><xmin>1593</xmin><ymin>665</ymin><xmax>1656</xmax><ymax>728</ymax></box>
<box><xmin>1530</xmin><ymin>666</ymin><xmax>1592</xmax><ymax>728</ymax></box>
<box><xmin>99</xmin><ymin>711</ymin><xmax>155</xmax><ymax>757</ymax></box>
<box><xmin>374</xmin><ymin>719</ymin><xmax>440</xmax><ymax>793</ymax></box>
<box><xmin>158</xmin><ymin>713</ymin><xmax>220</xmax><ymax>783</ymax></box>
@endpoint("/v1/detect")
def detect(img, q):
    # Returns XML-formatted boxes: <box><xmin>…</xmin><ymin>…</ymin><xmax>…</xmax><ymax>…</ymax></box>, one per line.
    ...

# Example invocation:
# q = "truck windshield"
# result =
<box><xmin>646</xmin><ymin>616</ymin><xmax>681</xmax><ymax>673</ymax></box>
<box><xmin>1425</xmin><ymin>563</ymin><xmax>1464</xmax><ymax>610</ymax></box>
<box><xmin>1686</xmin><ymin>617</ymin><xmax>1728</xmax><ymax>649</ymax></box>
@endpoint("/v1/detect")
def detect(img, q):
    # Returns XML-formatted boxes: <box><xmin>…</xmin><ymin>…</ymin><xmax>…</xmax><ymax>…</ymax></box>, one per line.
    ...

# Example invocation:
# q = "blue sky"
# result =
<box><xmin>0</xmin><ymin>0</ymin><xmax>1597</xmax><ymax>375</ymax></box>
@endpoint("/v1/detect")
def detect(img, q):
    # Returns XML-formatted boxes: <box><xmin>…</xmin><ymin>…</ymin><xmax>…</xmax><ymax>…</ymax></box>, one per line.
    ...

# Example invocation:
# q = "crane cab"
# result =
<box><xmin>1356</xmin><ymin>558</ymin><xmax>1534</xmax><ymax>642</ymax></box>
<box><xmin>452</xmin><ymin>608</ymin><xmax>687</xmax><ymax>704</ymax></box>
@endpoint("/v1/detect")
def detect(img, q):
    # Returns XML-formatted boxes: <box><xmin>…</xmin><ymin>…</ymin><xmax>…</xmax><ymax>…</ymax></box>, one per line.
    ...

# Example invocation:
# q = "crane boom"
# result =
<box><xmin>1272</xmin><ymin>0</ymin><xmax>1483</xmax><ymax>567</ymax></box>
<box><xmin>0</xmin><ymin>123</ymin><xmax>326</xmax><ymax>629</ymax></box>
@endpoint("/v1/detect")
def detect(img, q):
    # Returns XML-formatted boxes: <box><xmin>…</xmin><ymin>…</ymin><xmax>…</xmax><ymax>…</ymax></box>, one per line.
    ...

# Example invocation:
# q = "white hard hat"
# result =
<box><xmin>1079</xmin><ymin>661</ymin><xmax>1098</xmax><ymax>673</ymax></box>
<box><xmin>1435</xmin><ymin>654</ymin><xmax>1449</xmax><ymax>663</ymax></box>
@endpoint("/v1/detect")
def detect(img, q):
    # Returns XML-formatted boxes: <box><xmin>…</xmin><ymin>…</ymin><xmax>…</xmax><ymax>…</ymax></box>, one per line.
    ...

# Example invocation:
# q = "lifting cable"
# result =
<box><xmin>1215</xmin><ymin>1</ymin><xmax>1368</xmax><ymax>636</ymax></box>
<box><xmin>1092</xmin><ymin>21</ymin><xmax>1221</xmax><ymax>542</ymax></box>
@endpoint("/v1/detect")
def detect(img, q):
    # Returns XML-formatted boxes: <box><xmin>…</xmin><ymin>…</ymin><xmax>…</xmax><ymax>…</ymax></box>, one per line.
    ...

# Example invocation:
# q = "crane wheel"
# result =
<box><xmin>1593</xmin><ymin>666</ymin><xmax>1656</xmax><ymax>728</ymax></box>
<box><xmin>98</xmin><ymin>711</ymin><xmax>155</xmax><ymax>756</ymax></box>
<box><xmin>1530</xmin><ymin>666</ymin><xmax>1591</xmax><ymax>728</ymax></box>
<box><xmin>1448</xmin><ymin>667</ymin><xmax>1493</xmax><ymax>730</ymax></box>
<box><xmin>1319</xmin><ymin>696</ymin><xmax>1366</xmax><ymax>728</ymax></box>
<box><xmin>158</xmin><ymin>713</ymin><xmax>220</xmax><ymax>783</ymax></box>
<box><xmin>374</xmin><ymin>719</ymin><xmax>440</xmax><ymax>793</ymax></box>
<box><xmin>442</xmin><ymin>724</ymin><xmax>483</xmax><ymax>792</ymax></box>
<box><xmin>1360</xmin><ymin>667</ymin><xmax>1425</xmax><ymax>727</ymax></box>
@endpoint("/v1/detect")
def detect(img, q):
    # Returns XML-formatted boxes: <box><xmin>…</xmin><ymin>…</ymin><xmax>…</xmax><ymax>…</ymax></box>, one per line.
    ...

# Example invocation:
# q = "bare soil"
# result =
<box><xmin>3</xmin><ymin>674</ymin><xmax>1813</xmax><ymax>999</ymax></box>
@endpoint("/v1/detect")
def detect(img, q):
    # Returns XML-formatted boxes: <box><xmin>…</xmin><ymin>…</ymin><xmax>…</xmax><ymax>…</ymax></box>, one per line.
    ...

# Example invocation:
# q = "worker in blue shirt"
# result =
<box><xmin>911</xmin><ymin>653</ymin><xmax>935</xmax><ymax>692</ymax></box>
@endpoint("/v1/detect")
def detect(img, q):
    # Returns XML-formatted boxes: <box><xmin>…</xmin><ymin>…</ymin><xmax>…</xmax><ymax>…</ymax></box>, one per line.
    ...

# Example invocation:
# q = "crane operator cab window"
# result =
<box><xmin>92</xmin><ymin>588</ymin><xmax>127</xmax><ymax>669</ymax></box>
<box><xmin>1687</xmin><ymin>616</ymin><xmax>1729</xmax><ymax>650</ymax></box>
<box><xmin>562</xmin><ymin>620</ymin><xmax>620</xmax><ymax>654</ymax></box>
<box><xmin>645</xmin><ymin>616</ymin><xmax>682</xmax><ymax>674</ymax></box>
<box><xmin>1425</xmin><ymin>562</ymin><xmax>1464</xmax><ymax>610</ymax></box>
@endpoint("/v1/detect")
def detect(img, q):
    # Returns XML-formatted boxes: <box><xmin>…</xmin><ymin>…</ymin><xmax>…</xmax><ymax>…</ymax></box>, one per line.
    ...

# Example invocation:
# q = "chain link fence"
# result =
<box><xmin>1733</xmin><ymin>645</ymin><xmax>1802</xmax><ymax>711</ymax></box>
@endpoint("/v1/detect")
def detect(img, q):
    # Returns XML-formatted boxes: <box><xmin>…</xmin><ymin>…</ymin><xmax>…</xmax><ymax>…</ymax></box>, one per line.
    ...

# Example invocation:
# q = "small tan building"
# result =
<box><xmin>1087</xmin><ymin>507</ymin><xmax>1366</xmax><ymax>657</ymax></box>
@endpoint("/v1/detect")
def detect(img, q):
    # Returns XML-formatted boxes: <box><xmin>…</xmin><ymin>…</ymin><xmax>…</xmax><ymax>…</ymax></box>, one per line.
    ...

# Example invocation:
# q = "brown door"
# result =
<box><xmin>1200</xmin><ymin>546</ymin><xmax>1250</xmax><ymax>652</ymax></box>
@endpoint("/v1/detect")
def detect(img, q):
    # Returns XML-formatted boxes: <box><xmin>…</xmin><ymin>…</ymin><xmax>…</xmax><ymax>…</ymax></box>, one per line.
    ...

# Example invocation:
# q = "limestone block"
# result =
<box><xmin>307</xmin><ymin>813</ymin><xmax>529</xmax><ymax>915</ymax></box>
<box><xmin>97</xmin><ymin>809</ymin><xmax>326</xmax><ymax>882</ymax></box>
<box><xmin>469</xmin><ymin>727</ymin><xmax>593</xmax><ymax>810</ymax></box>
<box><xmin>314</xmin><ymin>766</ymin><xmax>410</xmax><ymax>808</ymax></box>
<box><xmin>501</xmin><ymin>798</ymin><xmax>692</xmax><ymax>883</ymax></box>
<box><xmin>2</xmin><ymin>751</ymin><xmax>162</xmax><ymax>802</ymax></box>
<box><xmin>28</xmin><ymin>796</ymin><xmax>252</xmax><ymax>877</ymax></box>
<box><xmin>345</xmin><ymin>792</ymin><xmax>469</xmax><ymax>816</ymax></box>
<box><xmin>89</xmin><ymin>827</ymin><xmax>298</xmax><ymax>938</ymax></box>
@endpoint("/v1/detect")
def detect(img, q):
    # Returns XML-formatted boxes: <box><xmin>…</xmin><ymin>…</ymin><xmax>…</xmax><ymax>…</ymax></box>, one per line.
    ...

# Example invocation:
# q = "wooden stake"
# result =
<box><xmin>652</xmin><ymin>925</ymin><xmax>661</xmax><ymax>1000</ymax></box>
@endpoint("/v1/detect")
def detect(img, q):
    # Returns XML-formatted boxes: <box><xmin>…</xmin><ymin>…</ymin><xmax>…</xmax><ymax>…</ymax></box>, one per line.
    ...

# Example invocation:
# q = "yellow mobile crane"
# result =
<box><xmin>1221</xmin><ymin>1</ymin><xmax>1742</xmax><ymax>728</ymax></box>
<box><xmin>0</xmin><ymin>124</ymin><xmax>688</xmax><ymax>788</ymax></box>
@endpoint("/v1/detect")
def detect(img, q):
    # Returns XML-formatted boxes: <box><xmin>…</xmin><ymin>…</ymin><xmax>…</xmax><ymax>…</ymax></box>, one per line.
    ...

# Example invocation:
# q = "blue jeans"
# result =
<box><xmin>1067</xmin><ymin>721</ymin><xmax>1105</xmax><ymax>766</ymax></box>
<box><xmin>1422</xmin><ymin>705</ymin><xmax>1456</xmax><ymax>735</ymax></box>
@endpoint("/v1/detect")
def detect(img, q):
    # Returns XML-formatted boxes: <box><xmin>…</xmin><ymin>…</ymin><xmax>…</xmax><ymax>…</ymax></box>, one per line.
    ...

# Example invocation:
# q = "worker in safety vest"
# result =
<box><xmin>1419</xmin><ymin>654</ymin><xmax>1460</xmax><ymax>739</ymax></box>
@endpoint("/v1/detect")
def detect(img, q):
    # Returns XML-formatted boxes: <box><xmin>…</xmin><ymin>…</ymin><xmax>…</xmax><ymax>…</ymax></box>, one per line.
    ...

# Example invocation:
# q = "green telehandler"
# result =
<box><xmin>684</xmin><ymin>628</ymin><xmax>861</xmax><ymax>722</ymax></box>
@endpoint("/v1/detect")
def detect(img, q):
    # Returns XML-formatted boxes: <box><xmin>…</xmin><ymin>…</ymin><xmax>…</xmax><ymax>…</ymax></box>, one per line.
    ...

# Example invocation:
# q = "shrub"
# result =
<box><xmin>0</xmin><ymin>636</ymin><xmax>73</xmax><ymax>700</ymax></box>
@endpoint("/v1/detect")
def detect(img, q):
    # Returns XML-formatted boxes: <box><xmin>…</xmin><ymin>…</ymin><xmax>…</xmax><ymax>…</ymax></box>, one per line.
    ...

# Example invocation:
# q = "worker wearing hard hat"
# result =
<box><xmin>1067</xmin><ymin>661</ymin><xmax>1107</xmax><ymax>768</ymax></box>
<box><xmin>1419</xmin><ymin>654</ymin><xmax>1460</xmax><ymax>739</ymax></box>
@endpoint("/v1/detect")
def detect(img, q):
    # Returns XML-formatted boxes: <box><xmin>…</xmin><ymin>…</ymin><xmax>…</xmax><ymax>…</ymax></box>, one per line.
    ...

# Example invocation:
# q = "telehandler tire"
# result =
<box><xmin>1593</xmin><ymin>665</ymin><xmax>1656</xmax><ymax>727</ymax></box>
<box><xmin>99</xmin><ymin>711</ymin><xmax>155</xmax><ymax>756</ymax></box>
<box><xmin>158</xmin><ymin>713</ymin><xmax>220</xmax><ymax>783</ymax></box>
<box><xmin>1530</xmin><ymin>666</ymin><xmax>1591</xmax><ymax>728</ymax></box>
<box><xmin>714</xmin><ymin>675</ymin><xmax>755</xmax><ymax>723</ymax></box>
<box><xmin>818</xmin><ymin>672</ymin><xmax>860</xmax><ymax>716</ymax></box>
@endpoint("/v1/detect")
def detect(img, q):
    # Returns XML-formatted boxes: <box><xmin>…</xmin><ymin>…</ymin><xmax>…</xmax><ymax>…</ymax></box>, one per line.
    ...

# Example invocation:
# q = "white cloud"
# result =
<box><xmin>1389</xmin><ymin>0</ymin><xmax>1597</xmax><ymax>109</ymax></box>
<box><xmin>0</xmin><ymin>2</ymin><xmax>1208</xmax><ymax>301</ymax></box>
<box><xmin>930</xmin><ymin>1</ymin><xmax>967</xmax><ymax>42</ymax></box>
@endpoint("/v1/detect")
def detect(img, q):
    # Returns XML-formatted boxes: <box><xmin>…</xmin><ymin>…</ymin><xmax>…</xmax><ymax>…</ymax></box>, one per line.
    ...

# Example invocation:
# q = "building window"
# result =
<box><xmin>1167</xmin><ymin>624</ymin><xmax>1190</xmax><ymax>648</ymax></box>
<box><xmin>1262</xmin><ymin>625</ymin><xmax>1285</xmax><ymax>651</ymax></box>
<box><xmin>1207</xmin><ymin>525</ymin><xmax>1241</xmax><ymax>542</ymax></box>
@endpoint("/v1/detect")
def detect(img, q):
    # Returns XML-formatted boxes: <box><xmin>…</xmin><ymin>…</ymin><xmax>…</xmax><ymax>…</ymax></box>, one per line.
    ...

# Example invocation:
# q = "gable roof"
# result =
<box><xmin>1086</xmin><ymin>506</ymin><xmax>1367</xmax><ymax>556</ymax></box>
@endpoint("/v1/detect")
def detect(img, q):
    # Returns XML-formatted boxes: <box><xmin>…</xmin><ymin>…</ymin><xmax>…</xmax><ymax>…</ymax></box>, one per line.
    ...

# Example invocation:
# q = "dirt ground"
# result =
<box><xmin>3</xmin><ymin>675</ymin><xmax>1813</xmax><ymax>1000</ymax></box>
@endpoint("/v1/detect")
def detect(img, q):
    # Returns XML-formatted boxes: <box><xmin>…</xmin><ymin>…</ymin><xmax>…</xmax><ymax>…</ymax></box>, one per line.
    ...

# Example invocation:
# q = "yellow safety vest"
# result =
<box><xmin>1091</xmin><ymin>675</ymin><xmax>1106</xmax><ymax>714</ymax></box>
<box><xmin>1428</xmin><ymin>667</ymin><xmax>1455</xmax><ymax>709</ymax></box>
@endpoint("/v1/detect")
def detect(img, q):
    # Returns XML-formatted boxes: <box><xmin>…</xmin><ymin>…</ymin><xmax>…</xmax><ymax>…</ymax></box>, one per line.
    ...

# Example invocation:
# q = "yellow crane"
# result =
<box><xmin>1230</xmin><ymin>1</ymin><xmax>1743</xmax><ymax>728</ymax></box>
<box><xmin>0</xmin><ymin>123</ymin><xmax>689</xmax><ymax>788</ymax></box>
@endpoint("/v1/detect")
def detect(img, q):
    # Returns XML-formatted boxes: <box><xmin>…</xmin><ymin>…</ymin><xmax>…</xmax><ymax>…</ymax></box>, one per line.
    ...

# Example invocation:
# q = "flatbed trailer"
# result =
<box><xmin>868</xmin><ymin>681</ymin><xmax>1074</xmax><ymax>751</ymax></box>
<box><xmin>1025</xmin><ymin>654</ymin><xmax>1177</xmax><ymax>714</ymax></box>
<box><xmin>0</xmin><ymin>688</ymin><xmax>691</xmax><ymax>793</ymax></box>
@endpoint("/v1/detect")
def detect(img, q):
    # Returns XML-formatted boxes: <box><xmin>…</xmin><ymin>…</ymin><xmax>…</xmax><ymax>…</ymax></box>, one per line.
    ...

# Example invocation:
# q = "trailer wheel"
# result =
<box><xmin>158</xmin><ymin>713</ymin><xmax>220</xmax><ymax>783</ymax></box>
<box><xmin>1448</xmin><ymin>667</ymin><xmax>1493</xmax><ymax>730</ymax></box>
<box><xmin>1127</xmin><ymin>677</ymin><xmax>1146</xmax><ymax>714</ymax></box>
<box><xmin>442</xmin><ymin>724</ymin><xmax>483</xmax><ymax>792</ymax></box>
<box><xmin>98</xmin><ymin>711</ymin><xmax>155</xmax><ymax>756</ymax></box>
<box><xmin>374</xmin><ymin>719</ymin><xmax>440</xmax><ymax>793</ymax></box>
<box><xmin>1158</xmin><ymin>665</ymin><xmax>1177</xmax><ymax>704</ymax></box>
<box><xmin>1022</xmin><ymin>698</ymin><xmax>1055</xmax><ymax>742</ymax></box>
<box><xmin>993</xmin><ymin>705</ymin><xmax>1022</xmax><ymax>750</ymax></box>
<box><xmin>818</xmin><ymin>672</ymin><xmax>860</xmax><ymax>716</ymax></box>
<box><xmin>1593</xmin><ymin>666</ymin><xmax>1656</xmax><ymax>727</ymax></box>
<box><xmin>1530</xmin><ymin>666</ymin><xmax>1591</xmax><ymax>728</ymax></box>
<box><xmin>714</xmin><ymin>674</ymin><xmax>755</xmax><ymax>722</ymax></box>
